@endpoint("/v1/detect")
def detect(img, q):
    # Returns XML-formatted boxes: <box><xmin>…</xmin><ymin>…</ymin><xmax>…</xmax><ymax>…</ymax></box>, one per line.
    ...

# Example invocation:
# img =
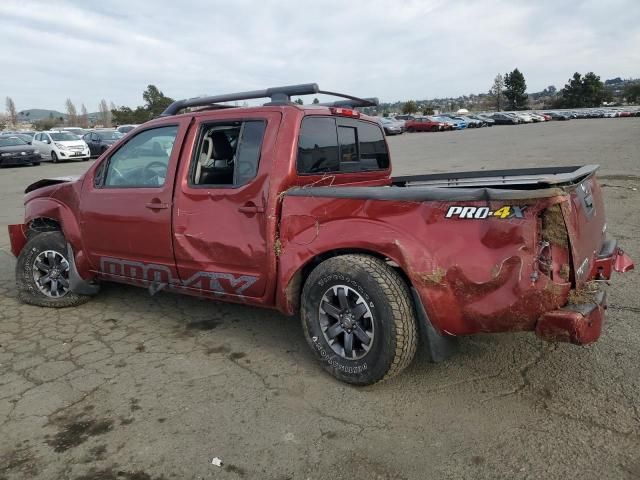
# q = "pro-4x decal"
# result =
<box><xmin>445</xmin><ymin>205</ymin><xmax>527</xmax><ymax>219</ymax></box>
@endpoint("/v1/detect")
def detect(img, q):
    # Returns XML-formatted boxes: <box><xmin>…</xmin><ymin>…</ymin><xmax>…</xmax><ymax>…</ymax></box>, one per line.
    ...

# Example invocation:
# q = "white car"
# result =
<box><xmin>33</xmin><ymin>131</ymin><xmax>91</xmax><ymax>162</ymax></box>
<box><xmin>514</xmin><ymin>112</ymin><xmax>534</xmax><ymax>123</ymax></box>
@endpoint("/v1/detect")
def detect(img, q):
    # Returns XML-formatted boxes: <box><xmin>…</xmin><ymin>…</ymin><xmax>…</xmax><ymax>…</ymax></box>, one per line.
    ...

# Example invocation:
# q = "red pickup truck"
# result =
<box><xmin>8</xmin><ymin>84</ymin><xmax>633</xmax><ymax>385</ymax></box>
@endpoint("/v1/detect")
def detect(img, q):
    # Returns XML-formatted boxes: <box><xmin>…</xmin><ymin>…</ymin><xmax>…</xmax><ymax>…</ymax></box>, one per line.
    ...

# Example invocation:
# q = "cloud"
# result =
<box><xmin>1</xmin><ymin>0</ymin><xmax>638</xmax><ymax>110</ymax></box>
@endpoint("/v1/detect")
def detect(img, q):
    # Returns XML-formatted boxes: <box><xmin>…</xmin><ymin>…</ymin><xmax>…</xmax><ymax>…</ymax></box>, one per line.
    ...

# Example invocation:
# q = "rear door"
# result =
<box><xmin>80</xmin><ymin>118</ymin><xmax>191</xmax><ymax>287</ymax></box>
<box><xmin>172</xmin><ymin>112</ymin><xmax>281</xmax><ymax>300</ymax></box>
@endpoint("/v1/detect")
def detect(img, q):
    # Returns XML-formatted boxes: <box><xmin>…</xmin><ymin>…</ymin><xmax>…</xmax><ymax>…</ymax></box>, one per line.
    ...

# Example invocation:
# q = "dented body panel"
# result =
<box><xmin>278</xmin><ymin>191</ymin><xmax>574</xmax><ymax>336</ymax></box>
<box><xmin>8</xmin><ymin>103</ymin><xmax>633</xmax><ymax>347</ymax></box>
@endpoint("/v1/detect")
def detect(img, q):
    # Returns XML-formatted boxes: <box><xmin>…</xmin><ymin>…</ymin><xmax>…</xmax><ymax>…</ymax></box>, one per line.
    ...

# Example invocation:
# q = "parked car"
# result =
<box><xmin>470</xmin><ymin>114</ymin><xmax>495</xmax><ymax>126</ymax></box>
<box><xmin>11</xmin><ymin>133</ymin><xmax>36</xmax><ymax>144</ymax></box>
<box><xmin>490</xmin><ymin>113</ymin><xmax>518</xmax><ymax>125</ymax></box>
<box><xmin>60</xmin><ymin>127</ymin><xmax>87</xmax><ymax>137</ymax></box>
<box><xmin>83</xmin><ymin>130</ymin><xmax>125</xmax><ymax>157</ymax></box>
<box><xmin>378</xmin><ymin>117</ymin><xmax>403</xmax><ymax>135</ymax></box>
<box><xmin>527</xmin><ymin>113</ymin><xmax>546</xmax><ymax>122</ymax></box>
<box><xmin>7</xmin><ymin>83</ymin><xmax>633</xmax><ymax>385</ymax></box>
<box><xmin>33</xmin><ymin>131</ymin><xmax>90</xmax><ymax>162</ymax></box>
<box><xmin>393</xmin><ymin>114</ymin><xmax>415</xmax><ymax>122</ymax></box>
<box><xmin>0</xmin><ymin>135</ymin><xmax>41</xmax><ymax>166</ymax></box>
<box><xmin>544</xmin><ymin>112</ymin><xmax>571</xmax><ymax>121</ymax></box>
<box><xmin>405</xmin><ymin>116</ymin><xmax>446</xmax><ymax>132</ymax></box>
<box><xmin>454</xmin><ymin>116</ymin><xmax>483</xmax><ymax>128</ymax></box>
<box><xmin>436</xmin><ymin>115</ymin><xmax>467</xmax><ymax>129</ymax></box>
<box><xmin>116</xmin><ymin>124</ymin><xmax>140</xmax><ymax>135</ymax></box>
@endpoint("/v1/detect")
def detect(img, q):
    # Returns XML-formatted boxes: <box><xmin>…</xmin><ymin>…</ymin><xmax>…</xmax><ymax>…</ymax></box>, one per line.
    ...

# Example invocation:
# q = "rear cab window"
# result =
<box><xmin>297</xmin><ymin>116</ymin><xmax>389</xmax><ymax>175</ymax></box>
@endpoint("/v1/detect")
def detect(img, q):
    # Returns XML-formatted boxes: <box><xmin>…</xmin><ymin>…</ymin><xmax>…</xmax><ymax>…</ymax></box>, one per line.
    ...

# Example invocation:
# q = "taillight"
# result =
<box><xmin>329</xmin><ymin>107</ymin><xmax>360</xmax><ymax>118</ymax></box>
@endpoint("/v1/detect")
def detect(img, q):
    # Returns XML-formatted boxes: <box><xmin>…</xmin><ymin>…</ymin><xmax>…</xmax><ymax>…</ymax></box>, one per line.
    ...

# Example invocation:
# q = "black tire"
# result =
<box><xmin>407</xmin><ymin>127</ymin><xmax>415</xmax><ymax>133</ymax></box>
<box><xmin>51</xmin><ymin>151</ymin><xmax>58</xmax><ymax>163</ymax></box>
<box><xmin>301</xmin><ymin>254</ymin><xmax>418</xmax><ymax>385</ymax></box>
<box><xmin>32</xmin><ymin>161</ymin><xmax>41</xmax><ymax>166</ymax></box>
<box><xmin>16</xmin><ymin>232</ymin><xmax>94</xmax><ymax>308</ymax></box>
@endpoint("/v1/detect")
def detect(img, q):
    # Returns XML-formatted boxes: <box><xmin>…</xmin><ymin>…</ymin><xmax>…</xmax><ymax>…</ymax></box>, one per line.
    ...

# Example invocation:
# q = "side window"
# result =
<box><xmin>102</xmin><ymin>126</ymin><xmax>178</xmax><ymax>188</ymax></box>
<box><xmin>297</xmin><ymin>117</ymin><xmax>389</xmax><ymax>174</ymax></box>
<box><xmin>297</xmin><ymin>117</ymin><xmax>339</xmax><ymax>174</ymax></box>
<box><xmin>190</xmin><ymin>120</ymin><xmax>266</xmax><ymax>187</ymax></box>
<box><xmin>35</xmin><ymin>134</ymin><xmax>41</xmax><ymax>141</ymax></box>
<box><xmin>358</xmin><ymin>121</ymin><xmax>390</xmax><ymax>170</ymax></box>
<box><xmin>337</xmin><ymin>125</ymin><xmax>358</xmax><ymax>168</ymax></box>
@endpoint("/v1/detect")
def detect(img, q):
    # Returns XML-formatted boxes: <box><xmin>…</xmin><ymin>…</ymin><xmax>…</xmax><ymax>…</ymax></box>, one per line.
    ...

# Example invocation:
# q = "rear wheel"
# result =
<box><xmin>51</xmin><ymin>151</ymin><xmax>58</xmax><ymax>163</ymax></box>
<box><xmin>16</xmin><ymin>232</ymin><xmax>94</xmax><ymax>308</ymax></box>
<box><xmin>301</xmin><ymin>254</ymin><xmax>418</xmax><ymax>385</ymax></box>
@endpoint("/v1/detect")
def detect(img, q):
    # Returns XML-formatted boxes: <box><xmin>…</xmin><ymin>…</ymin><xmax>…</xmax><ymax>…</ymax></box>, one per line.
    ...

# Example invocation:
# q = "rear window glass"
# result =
<box><xmin>297</xmin><ymin>117</ymin><xmax>389</xmax><ymax>174</ymax></box>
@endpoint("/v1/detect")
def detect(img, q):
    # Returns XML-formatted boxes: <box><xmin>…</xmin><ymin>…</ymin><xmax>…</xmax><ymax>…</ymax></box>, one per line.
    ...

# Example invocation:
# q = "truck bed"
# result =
<box><xmin>391</xmin><ymin>165</ymin><xmax>598</xmax><ymax>189</ymax></box>
<box><xmin>286</xmin><ymin>165</ymin><xmax>599</xmax><ymax>202</ymax></box>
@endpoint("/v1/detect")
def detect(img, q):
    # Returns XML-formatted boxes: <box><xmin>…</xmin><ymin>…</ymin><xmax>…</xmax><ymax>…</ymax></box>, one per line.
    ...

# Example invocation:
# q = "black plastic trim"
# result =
<box><xmin>410</xmin><ymin>288</ymin><xmax>458</xmax><ymax>363</ymax></box>
<box><xmin>66</xmin><ymin>244</ymin><xmax>100</xmax><ymax>296</ymax></box>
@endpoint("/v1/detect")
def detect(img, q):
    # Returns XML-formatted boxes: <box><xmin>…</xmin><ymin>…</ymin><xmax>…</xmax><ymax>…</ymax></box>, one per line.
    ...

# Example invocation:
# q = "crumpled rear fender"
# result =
<box><xmin>277</xmin><ymin>195</ymin><xmax>569</xmax><ymax>337</ymax></box>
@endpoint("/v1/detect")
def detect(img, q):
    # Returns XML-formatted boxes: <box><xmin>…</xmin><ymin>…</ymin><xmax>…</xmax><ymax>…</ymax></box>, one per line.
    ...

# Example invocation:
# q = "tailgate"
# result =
<box><xmin>560</xmin><ymin>173</ymin><xmax>606</xmax><ymax>286</ymax></box>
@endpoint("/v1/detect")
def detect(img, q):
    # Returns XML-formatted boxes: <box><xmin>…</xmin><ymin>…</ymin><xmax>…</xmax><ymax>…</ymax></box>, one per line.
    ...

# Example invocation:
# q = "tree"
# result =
<box><xmin>624</xmin><ymin>83</ymin><xmax>640</xmax><ymax>103</ymax></box>
<box><xmin>294</xmin><ymin>98</ymin><xmax>303</xmax><ymax>105</ymax></box>
<box><xmin>559</xmin><ymin>72</ymin><xmax>605</xmax><ymax>108</ymax></box>
<box><xmin>488</xmin><ymin>74</ymin><xmax>505</xmax><ymax>111</ymax></box>
<box><xmin>402</xmin><ymin>100</ymin><xmax>417</xmax><ymax>114</ymax></box>
<box><xmin>98</xmin><ymin>99</ymin><xmax>112</xmax><ymax>127</ymax></box>
<box><xmin>5</xmin><ymin>97</ymin><xmax>17</xmax><ymax>127</ymax></box>
<box><xmin>504</xmin><ymin>68</ymin><xmax>528</xmax><ymax>110</ymax></box>
<box><xmin>80</xmin><ymin>104</ymin><xmax>89</xmax><ymax>128</ymax></box>
<box><xmin>312</xmin><ymin>97</ymin><xmax>319</xmax><ymax>104</ymax></box>
<box><xmin>111</xmin><ymin>105</ymin><xmax>149</xmax><ymax>125</ymax></box>
<box><xmin>422</xmin><ymin>106</ymin><xmax>434</xmax><ymax>115</ymax></box>
<box><xmin>142</xmin><ymin>85</ymin><xmax>174</xmax><ymax>118</ymax></box>
<box><xmin>65</xmin><ymin>98</ymin><xmax>78</xmax><ymax>126</ymax></box>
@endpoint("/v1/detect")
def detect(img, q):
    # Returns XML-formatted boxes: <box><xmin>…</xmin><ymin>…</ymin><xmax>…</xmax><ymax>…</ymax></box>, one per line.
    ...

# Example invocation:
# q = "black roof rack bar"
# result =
<box><xmin>161</xmin><ymin>83</ymin><xmax>319</xmax><ymax>116</ymax></box>
<box><xmin>161</xmin><ymin>84</ymin><xmax>378</xmax><ymax>116</ymax></box>
<box><xmin>315</xmin><ymin>96</ymin><xmax>379</xmax><ymax>108</ymax></box>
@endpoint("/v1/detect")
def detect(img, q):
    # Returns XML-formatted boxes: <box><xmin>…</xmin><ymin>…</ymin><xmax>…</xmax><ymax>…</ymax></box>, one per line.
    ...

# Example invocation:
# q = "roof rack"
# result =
<box><xmin>161</xmin><ymin>83</ymin><xmax>378</xmax><ymax>116</ymax></box>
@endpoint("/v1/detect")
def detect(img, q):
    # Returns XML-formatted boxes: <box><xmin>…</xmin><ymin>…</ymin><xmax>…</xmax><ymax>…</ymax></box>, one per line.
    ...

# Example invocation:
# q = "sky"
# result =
<box><xmin>1</xmin><ymin>0</ymin><xmax>639</xmax><ymax>112</ymax></box>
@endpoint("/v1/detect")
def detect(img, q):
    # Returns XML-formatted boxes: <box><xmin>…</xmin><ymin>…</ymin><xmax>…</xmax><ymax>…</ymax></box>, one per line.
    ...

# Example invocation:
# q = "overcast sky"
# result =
<box><xmin>1</xmin><ymin>0</ymin><xmax>639</xmax><ymax>111</ymax></box>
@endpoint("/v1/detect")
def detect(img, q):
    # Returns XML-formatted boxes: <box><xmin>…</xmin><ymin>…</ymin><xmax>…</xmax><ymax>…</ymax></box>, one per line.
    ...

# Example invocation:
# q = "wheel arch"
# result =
<box><xmin>24</xmin><ymin>198</ymin><xmax>90</xmax><ymax>277</ymax></box>
<box><xmin>277</xmin><ymin>246</ymin><xmax>414</xmax><ymax>316</ymax></box>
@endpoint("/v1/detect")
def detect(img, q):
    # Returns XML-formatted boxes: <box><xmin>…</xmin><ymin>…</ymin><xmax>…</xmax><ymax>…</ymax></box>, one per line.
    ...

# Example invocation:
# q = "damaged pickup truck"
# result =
<box><xmin>8</xmin><ymin>84</ymin><xmax>634</xmax><ymax>385</ymax></box>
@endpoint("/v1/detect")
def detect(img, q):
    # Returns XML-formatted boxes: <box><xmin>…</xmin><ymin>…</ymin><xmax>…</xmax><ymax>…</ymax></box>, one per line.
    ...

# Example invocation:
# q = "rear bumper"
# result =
<box><xmin>536</xmin><ymin>289</ymin><xmax>606</xmax><ymax>345</ymax></box>
<box><xmin>535</xmin><ymin>239</ymin><xmax>633</xmax><ymax>345</ymax></box>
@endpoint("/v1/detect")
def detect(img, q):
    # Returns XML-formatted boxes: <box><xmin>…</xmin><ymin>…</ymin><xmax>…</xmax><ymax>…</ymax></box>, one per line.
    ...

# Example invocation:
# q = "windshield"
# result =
<box><xmin>97</xmin><ymin>131</ymin><xmax>124</xmax><ymax>140</ymax></box>
<box><xmin>0</xmin><ymin>137</ymin><xmax>28</xmax><ymax>147</ymax></box>
<box><xmin>50</xmin><ymin>132</ymin><xmax>79</xmax><ymax>141</ymax></box>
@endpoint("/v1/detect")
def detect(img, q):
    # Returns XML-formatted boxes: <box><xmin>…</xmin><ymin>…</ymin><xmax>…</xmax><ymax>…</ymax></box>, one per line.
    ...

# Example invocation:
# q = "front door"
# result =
<box><xmin>172</xmin><ymin>112</ymin><xmax>281</xmax><ymax>300</ymax></box>
<box><xmin>80</xmin><ymin>119</ymin><xmax>191</xmax><ymax>289</ymax></box>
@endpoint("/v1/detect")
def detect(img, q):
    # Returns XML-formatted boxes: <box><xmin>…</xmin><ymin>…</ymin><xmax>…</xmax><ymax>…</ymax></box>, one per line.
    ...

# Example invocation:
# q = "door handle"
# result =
<box><xmin>238</xmin><ymin>202</ymin><xmax>264</xmax><ymax>214</ymax></box>
<box><xmin>145</xmin><ymin>202</ymin><xmax>169</xmax><ymax>210</ymax></box>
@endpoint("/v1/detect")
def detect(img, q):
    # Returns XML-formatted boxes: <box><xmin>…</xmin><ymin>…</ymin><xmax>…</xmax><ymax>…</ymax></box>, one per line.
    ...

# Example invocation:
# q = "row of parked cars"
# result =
<box><xmin>377</xmin><ymin>107</ymin><xmax>640</xmax><ymax>135</ymax></box>
<box><xmin>0</xmin><ymin>124</ymin><xmax>139</xmax><ymax>166</ymax></box>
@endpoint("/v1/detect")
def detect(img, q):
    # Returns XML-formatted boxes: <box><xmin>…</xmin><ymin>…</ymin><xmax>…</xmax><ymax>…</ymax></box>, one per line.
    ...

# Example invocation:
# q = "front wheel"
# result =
<box><xmin>301</xmin><ymin>254</ymin><xmax>418</xmax><ymax>385</ymax></box>
<box><xmin>51</xmin><ymin>151</ymin><xmax>59</xmax><ymax>163</ymax></box>
<box><xmin>16</xmin><ymin>232</ymin><xmax>95</xmax><ymax>308</ymax></box>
